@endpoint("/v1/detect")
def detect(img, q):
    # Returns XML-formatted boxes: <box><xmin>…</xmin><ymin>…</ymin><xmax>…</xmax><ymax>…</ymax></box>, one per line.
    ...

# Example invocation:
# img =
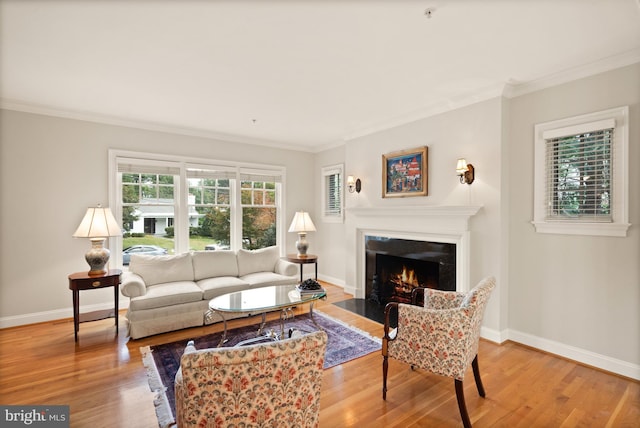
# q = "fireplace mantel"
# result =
<box><xmin>348</xmin><ymin>205</ymin><xmax>482</xmax><ymax>217</ymax></box>
<box><xmin>346</xmin><ymin>205</ymin><xmax>483</xmax><ymax>298</ymax></box>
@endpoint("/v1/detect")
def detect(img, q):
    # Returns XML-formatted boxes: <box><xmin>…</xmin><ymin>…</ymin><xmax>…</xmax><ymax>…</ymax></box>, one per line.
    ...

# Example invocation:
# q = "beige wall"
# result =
<box><xmin>1</xmin><ymin>63</ymin><xmax>638</xmax><ymax>378</ymax></box>
<box><xmin>507</xmin><ymin>63</ymin><xmax>639</xmax><ymax>370</ymax></box>
<box><xmin>0</xmin><ymin>110</ymin><xmax>314</xmax><ymax>324</ymax></box>
<box><xmin>316</xmin><ymin>97</ymin><xmax>506</xmax><ymax>334</ymax></box>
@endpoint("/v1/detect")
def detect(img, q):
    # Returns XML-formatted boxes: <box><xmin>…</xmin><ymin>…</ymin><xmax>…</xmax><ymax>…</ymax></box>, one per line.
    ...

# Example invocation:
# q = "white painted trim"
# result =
<box><xmin>343</xmin><ymin>83</ymin><xmax>506</xmax><ymax>142</ymax></box>
<box><xmin>480</xmin><ymin>326</ymin><xmax>507</xmax><ymax>344</ymax></box>
<box><xmin>318</xmin><ymin>274</ymin><xmax>345</xmax><ymax>289</ymax></box>
<box><xmin>349</xmin><ymin>206</ymin><xmax>482</xmax><ymax>298</ymax></box>
<box><xmin>0</xmin><ymin>99</ymin><xmax>314</xmax><ymax>153</ymax></box>
<box><xmin>505</xmin><ymin>49</ymin><xmax>640</xmax><ymax>99</ymax></box>
<box><xmin>533</xmin><ymin>106</ymin><xmax>630</xmax><ymax>237</ymax></box>
<box><xmin>3</xmin><ymin>52</ymin><xmax>638</xmax><ymax>153</ymax></box>
<box><xmin>507</xmin><ymin>329</ymin><xmax>640</xmax><ymax>380</ymax></box>
<box><xmin>0</xmin><ymin>300</ymin><xmax>129</xmax><ymax>329</ymax></box>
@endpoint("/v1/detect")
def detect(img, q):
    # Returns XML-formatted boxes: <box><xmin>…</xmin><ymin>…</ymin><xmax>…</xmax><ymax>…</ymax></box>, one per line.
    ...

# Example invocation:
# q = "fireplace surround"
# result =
<box><xmin>346</xmin><ymin>206</ymin><xmax>482</xmax><ymax>299</ymax></box>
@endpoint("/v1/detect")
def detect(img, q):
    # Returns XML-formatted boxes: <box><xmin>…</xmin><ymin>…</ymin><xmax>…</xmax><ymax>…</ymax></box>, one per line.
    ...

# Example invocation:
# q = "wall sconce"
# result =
<box><xmin>347</xmin><ymin>175</ymin><xmax>362</xmax><ymax>193</ymax></box>
<box><xmin>456</xmin><ymin>159</ymin><xmax>475</xmax><ymax>185</ymax></box>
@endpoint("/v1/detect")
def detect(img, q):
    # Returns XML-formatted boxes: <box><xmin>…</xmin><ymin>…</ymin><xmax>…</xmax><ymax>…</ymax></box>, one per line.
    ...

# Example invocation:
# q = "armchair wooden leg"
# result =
<box><xmin>455</xmin><ymin>379</ymin><xmax>472</xmax><ymax>428</ymax></box>
<box><xmin>382</xmin><ymin>355</ymin><xmax>388</xmax><ymax>400</ymax></box>
<box><xmin>471</xmin><ymin>355</ymin><xmax>486</xmax><ymax>397</ymax></box>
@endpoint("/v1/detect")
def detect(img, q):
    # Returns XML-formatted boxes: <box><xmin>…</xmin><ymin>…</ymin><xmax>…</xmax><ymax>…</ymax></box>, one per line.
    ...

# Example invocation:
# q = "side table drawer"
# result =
<box><xmin>69</xmin><ymin>275</ymin><xmax>121</xmax><ymax>290</ymax></box>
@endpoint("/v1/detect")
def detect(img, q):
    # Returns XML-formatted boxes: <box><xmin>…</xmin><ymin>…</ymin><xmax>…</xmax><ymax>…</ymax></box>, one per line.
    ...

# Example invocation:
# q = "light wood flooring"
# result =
<box><xmin>1</xmin><ymin>282</ymin><xmax>638</xmax><ymax>427</ymax></box>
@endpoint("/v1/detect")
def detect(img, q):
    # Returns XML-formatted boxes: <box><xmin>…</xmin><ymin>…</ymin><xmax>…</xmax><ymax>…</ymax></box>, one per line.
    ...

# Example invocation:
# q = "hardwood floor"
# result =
<box><xmin>1</xmin><ymin>282</ymin><xmax>638</xmax><ymax>427</ymax></box>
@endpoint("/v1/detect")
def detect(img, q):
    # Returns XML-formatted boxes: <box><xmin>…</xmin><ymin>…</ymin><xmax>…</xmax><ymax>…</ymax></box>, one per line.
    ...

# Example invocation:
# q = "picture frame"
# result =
<box><xmin>382</xmin><ymin>146</ymin><xmax>428</xmax><ymax>198</ymax></box>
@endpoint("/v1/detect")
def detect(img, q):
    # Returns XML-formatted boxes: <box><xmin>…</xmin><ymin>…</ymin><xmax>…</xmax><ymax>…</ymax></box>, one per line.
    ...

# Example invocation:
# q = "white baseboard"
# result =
<box><xmin>480</xmin><ymin>326</ymin><xmax>507</xmax><ymax>344</ymax></box>
<box><xmin>506</xmin><ymin>328</ymin><xmax>640</xmax><ymax>380</ymax></box>
<box><xmin>3</xmin><ymin>296</ymin><xmax>638</xmax><ymax>381</ymax></box>
<box><xmin>318</xmin><ymin>274</ymin><xmax>345</xmax><ymax>288</ymax></box>
<box><xmin>0</xmin><ymin>300</ymin><xmax>129</xmax><ymax>329</ymax></box>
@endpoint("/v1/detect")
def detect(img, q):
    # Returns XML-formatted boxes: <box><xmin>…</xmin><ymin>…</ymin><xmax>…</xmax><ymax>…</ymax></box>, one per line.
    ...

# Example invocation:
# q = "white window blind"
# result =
<box><xmin>325</xmin><ymin>173</ymin><xmax>341</xmax><ymax>216</ymax></box>
<box><xmin>322</xmin><ymin>164</ymin><xmax>343</xmax><ymax>222</ymax></box>
<box><xmin>544</xmin><ymin>127</ymin><xmax>613</xmax><ymax>222</ymax></box>
<box><xmin>239</xmin><ymin>167</ymin><xmax>283</xmax><ymax>183</ymax></box>
<box><xmin>117</xmin><ymin>159</ymin><xmax>180</xmax><ymax>176</ymax></box>
<box><xmin>532</xmin><ymin>106</ymin><xmax>630</xmax><ymax>237</ymax></box>
<box><xmin>186</xmin><ymin>164</ymin><xmax>236</xmax><ymax>180</ymax></box>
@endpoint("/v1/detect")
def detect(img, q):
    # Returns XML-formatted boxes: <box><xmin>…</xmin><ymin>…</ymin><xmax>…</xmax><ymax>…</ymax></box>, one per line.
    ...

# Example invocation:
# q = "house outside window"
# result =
<box><xmin>321</xmin><ymin>164</ymin><xmax>344</xmax><ymax>223</ymax></box>
<box><xmin>110</xmin><ymin>151</ymin><xmax>285</xmax><ymax>266</ymax></box>
<box><xmin>533</xmin><ymin>106</ymin><xmax>630</xmax><ymax>237</ymax></box>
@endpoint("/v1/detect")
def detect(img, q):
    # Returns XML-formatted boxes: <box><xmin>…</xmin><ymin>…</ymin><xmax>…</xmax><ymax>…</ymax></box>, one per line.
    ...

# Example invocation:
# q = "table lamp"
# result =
<box><xmin>288</xmin><ymin>211</ymin><xmax>316</xmax><ymax>256</ymax></box>
<box><xmin>73</xmin><ymin>204</ymin><xmax>122</xmax><ymax>276</ymax></box>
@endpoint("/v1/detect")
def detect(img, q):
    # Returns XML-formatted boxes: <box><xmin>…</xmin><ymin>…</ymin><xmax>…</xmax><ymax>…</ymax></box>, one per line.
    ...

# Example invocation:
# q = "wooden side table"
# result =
<box><xmin>68</xmin><ymin>269</ymin><xmax>122</xmax><ymax>341</ymax></box>
<box><xmin>284</xmin><ymin>254</ymin><xmax>318</xmax><ymax>283</ymax></box>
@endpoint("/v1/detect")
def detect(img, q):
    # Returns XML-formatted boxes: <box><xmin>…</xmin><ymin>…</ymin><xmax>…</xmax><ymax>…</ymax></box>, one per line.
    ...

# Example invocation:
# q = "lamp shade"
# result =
<box><xmin>288</xmin><ymin>211</ymin><xmax>316</xmax><ymax>233</ymax></box>
<box><xmin>73</xmin><ymin>205</ymin><xmax>122</xmax><ymax>238</ymax></box>
<box><xmin>456</xmin><ymin>158</ymin><xmax>468</xmax><ymax>174</ymax></box>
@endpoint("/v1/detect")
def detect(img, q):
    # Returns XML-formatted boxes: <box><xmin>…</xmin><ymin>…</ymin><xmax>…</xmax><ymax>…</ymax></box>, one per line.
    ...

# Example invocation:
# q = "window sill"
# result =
<box><xmin>531</xmin><ymin>221</ymin><xmax>630</xmax><ymax>237</ymax></box>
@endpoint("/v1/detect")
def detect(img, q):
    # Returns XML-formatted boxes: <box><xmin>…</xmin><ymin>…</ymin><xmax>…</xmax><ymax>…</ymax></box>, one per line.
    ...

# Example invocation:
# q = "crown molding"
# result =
<box><xmin>342</xmin><ymin>82</ymin><xmax>506</xmax><ymax>142</ymax></box>
<box><xmin>345</xmin><ymin>49</ymin><xmax>640</xmax><ymax>143</ymax></box>
<box><xmin>504</xmin><ymin>48</ymin><xmax>640</xmax><ymax>99</ymax></box>
<box><xmin>0</xmin><ymin>99</ymin><xmax>317</xmax><ymax>153</ymax></box>
<box><xmin>3</xmin><ymin>49</ymin><xmax>638</xmax><ymax>151</ymax></box>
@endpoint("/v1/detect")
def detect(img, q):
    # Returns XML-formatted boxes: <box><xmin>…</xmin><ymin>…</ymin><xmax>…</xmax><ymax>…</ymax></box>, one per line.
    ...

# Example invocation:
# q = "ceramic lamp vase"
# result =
<box><xmin>73</xmin><ymin>205</ymin><xmax>122</xmax><ymax>276</ymax></box>
<box><xmin>288</xmin><ymin>211</ymin><xmax>316</xmax><ymax>256</ymax></box>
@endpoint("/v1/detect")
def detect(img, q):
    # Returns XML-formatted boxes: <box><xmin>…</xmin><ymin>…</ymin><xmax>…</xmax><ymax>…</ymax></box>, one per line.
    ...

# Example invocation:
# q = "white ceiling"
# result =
<box><xmin>1</xmin><ymin>1</ymin><xmax>639</xmax><ymax>152</ymax></box>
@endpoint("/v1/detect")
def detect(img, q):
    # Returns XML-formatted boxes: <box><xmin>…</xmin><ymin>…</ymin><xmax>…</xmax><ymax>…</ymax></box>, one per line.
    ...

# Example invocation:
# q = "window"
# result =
<box><xmin>321</xmin><ymin>164</ymin><xmax>344</xmax><ymax>223</ymax></box>
<box><xmin>110</xmin><ymin>151</ymin><xmax>284</xmax><ymax>266</ymax></box>
<box><xmin>187</xmin><ymin>165</ymin><xmax>235</xmax><ymax>251</ymax></box>
<box><xmin>240</xmin><ymin>169</ymin><xmax>281</xmax><ymax>249</ymax></box>
<box><xmin>533</xmin><ymin>106</ymin><xmax>630</xmax><ymax>237</ymax></box>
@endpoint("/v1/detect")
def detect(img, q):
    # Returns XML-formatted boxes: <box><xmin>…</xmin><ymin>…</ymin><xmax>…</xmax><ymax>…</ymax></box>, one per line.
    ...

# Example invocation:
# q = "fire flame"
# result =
<box><xmin>398</xmin><ymin>265</ymin><xmax>419</xmax><ymax>286</ymax></box>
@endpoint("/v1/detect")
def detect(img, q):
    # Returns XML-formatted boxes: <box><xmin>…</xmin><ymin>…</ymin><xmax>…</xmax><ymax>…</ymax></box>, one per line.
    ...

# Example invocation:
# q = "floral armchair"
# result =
<box><xmin>382</xmin><ymin>276</ymin><xmax>496</xmax><ymax>428</ymax></box>
<box><xmin>175</xmin><ymin>330</ymin><xmax>328</xmax><ymax>427</ymax></box>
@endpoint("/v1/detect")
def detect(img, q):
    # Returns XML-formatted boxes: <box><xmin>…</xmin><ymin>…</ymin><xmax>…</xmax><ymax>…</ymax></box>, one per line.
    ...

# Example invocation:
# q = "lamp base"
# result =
<box><xmin>295</xmin><ymin>232</ymin><xmax>309</xmax><ymax>256</ymax></box>
<box><xmin>85</xmin><ymin>238</ymin><xmax>111</xmax><ymax>276</ymax></box>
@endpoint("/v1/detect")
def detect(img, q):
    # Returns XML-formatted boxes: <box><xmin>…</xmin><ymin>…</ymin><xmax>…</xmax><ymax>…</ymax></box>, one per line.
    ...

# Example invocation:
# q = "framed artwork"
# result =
<box><xmin>382</xmin><ymin>146</ymin><xmax>428</xmax><ymax>198</ymax></box>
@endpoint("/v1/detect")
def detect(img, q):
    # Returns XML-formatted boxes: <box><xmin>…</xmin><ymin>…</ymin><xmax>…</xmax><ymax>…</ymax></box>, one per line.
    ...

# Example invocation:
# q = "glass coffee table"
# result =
<box><xmin>205</xmin><ymin>284</ymin><xmax>326</xmax><ymax>347</ymax></box>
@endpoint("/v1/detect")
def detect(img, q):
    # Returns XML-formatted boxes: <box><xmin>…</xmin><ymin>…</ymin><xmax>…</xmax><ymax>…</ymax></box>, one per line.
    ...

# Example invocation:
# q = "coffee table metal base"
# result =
<box><xmin>205</xmin><ymin>302</ymin><xmax>321</xmax><ymax>347</ymax></box>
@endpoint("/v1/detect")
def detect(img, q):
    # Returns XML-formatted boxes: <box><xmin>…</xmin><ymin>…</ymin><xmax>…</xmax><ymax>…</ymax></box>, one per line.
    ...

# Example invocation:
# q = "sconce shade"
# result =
<box><xmin>288</xmin><ymin>211</ymin><xmax>316</xmax><ymax>256</ymax></box>
<box><xmin>73</xmin><ymin>205</ymin><xmax>121</xmax><ymax>276</ymax></box>
<box><xmin>456</xmin><ymin>158</ymin><xmax>475</xmax><ymax>185</ymax></box>
<box><xmin>456</xmin><ymin>159</ymin><xmax>468</xmax><ymax>175</ymax></box>
<box><xmin>288</xmin><ymin>211</ymin><xmax>316</xmax><ymax>233</ymax></box>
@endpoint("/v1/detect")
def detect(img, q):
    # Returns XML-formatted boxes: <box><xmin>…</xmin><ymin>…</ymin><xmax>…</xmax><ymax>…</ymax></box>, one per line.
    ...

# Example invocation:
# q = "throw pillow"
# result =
<box><xmin>191</xmin><ymin>250</ymin><xmax>239</xmax><ymax>281</ymax></box>
<box><xmin>237</xmin><ymin>246</ymin><xmax>279</xmax><ymax>277</ymax></box>
<box><xmin>129</xmin><ymin>253</ymin><xmax>194</xmax><ymax>286</ymax></box>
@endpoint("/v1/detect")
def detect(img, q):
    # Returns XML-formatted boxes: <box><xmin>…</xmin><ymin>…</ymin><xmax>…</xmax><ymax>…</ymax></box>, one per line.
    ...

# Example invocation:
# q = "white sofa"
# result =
<box><xmin>120</xmin><ymin>246</ymin><xmax>298</xmax><ymax>339</ymax></box>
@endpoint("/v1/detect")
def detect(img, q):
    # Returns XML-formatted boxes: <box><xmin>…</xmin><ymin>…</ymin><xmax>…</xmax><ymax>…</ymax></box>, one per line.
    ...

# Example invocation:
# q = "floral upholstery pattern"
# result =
<box><xmin>175</xmin><ymin>330</ymin><xmax>327</xmax><ymax>428</ymax></box>
<box><xmin>385</xmin><ymin>277</ymin><xmax>495</xmax><ymax>381</ymax></box>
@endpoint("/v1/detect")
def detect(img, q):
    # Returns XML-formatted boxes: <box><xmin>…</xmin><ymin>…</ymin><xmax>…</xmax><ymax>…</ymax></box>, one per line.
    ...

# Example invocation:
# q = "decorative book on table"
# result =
<box><xmin>296</xmin><ymin>279</ymin><xmax>325</xmax><ymax>296</ymax></box>
<box><xmin>296</xmin><ymin>285</ymin><xmax>325</xmax><ymax>295</ymax></box>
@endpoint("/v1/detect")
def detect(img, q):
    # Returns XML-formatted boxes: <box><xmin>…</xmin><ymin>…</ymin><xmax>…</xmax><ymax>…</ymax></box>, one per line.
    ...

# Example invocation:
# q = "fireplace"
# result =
<box><xmin>345</xmin><ymin>206</ymin><xmax>481</xmax><ymax>299</ymax></box>
<box><xmin>365</xmin><ymin>236</ymin><xmax>456</xmax><ymax>306</ymax></box>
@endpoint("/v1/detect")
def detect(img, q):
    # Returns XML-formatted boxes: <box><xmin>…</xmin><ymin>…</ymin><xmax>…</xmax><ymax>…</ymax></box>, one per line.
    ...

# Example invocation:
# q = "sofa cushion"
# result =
<box><xmin>240</xmin><ymin>272</ymin><xmax>297</xmax><ymax>287</ymax></box>
<box><xmin>197</xmin><ymin>277</ymin><xmax>251</xmax><ymax>300</ymax></box>
<box><xmin>237</xmin><ymin>246</ymin><xmax>279</xmax><ymax>277</ymax></box>
<box><xmin>129</xmin><ymin>253</ymin><xmax>194</xmax><ymax>286</ymax></box>
<box><xmin>192</xmin><ymin>250</ymin><xmax>239</xmax><ymax>281</ymax></box>
<box><xmin>129</xmin><ymin>281</ymin><xmax>203</xmax><ymax>311</ymax></box>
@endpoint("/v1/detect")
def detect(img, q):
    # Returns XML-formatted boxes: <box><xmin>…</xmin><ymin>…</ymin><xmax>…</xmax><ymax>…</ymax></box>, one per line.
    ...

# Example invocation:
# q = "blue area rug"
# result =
<box><xmin>141</xmin><ymin>311</ymin><xmax>381</xmax><ymax>428</ymax></box>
